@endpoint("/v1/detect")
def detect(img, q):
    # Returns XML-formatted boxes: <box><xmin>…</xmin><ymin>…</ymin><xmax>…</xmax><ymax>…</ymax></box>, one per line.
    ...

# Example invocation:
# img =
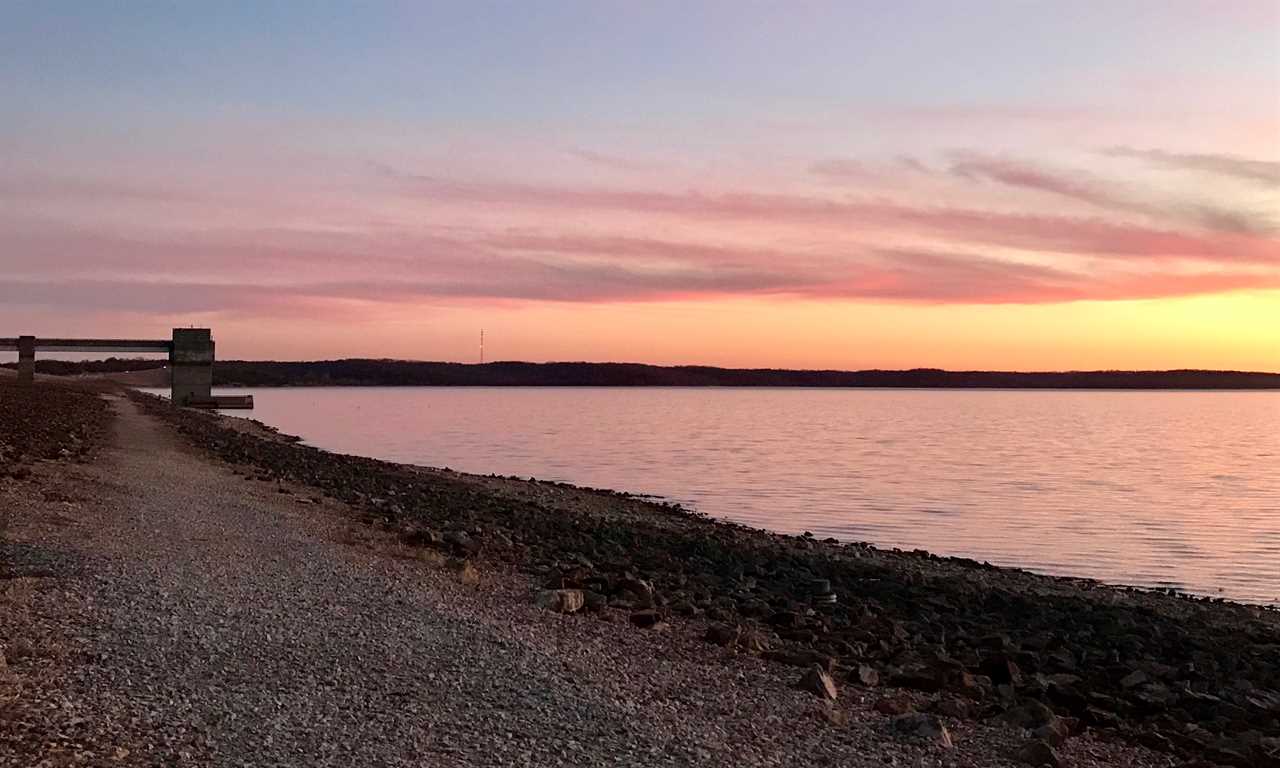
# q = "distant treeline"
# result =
<box><xmin>0</xmin><ymin>357</ymin><xmax>168</xmax><ymax>376</ymax></box>
<box><xmin>208</xmin><ymin>360</ymin><xmax>1280</xmax><ymax>389</ymax></box>
<box><xmin>8</xmin><ymin>357</ymin><xmax>1278</xmax><ymax>389</ymax></box>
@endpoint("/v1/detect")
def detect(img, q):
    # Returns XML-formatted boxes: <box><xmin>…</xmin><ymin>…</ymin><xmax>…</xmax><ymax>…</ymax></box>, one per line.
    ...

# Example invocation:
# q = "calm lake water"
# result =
<box><xmin>171</xmin><ymin>387</ymin><xmax>1279</xmax><ymax>605</ymax></box>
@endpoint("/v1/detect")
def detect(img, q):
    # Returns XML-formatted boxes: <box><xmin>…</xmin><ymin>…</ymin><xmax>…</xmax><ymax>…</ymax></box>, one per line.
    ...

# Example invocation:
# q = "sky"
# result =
<box><xmin>2</xmin><ymin>1</ymin><xmax>1278</xmax><ymax>370</ymax></box>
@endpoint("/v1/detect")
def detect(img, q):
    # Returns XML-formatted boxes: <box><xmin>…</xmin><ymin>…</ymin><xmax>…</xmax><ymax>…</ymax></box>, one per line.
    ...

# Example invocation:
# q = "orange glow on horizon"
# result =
<box><xmin>92</xmin><ymin>289</ymin><xmax>1272</xmax><ymax>373</ymax></box>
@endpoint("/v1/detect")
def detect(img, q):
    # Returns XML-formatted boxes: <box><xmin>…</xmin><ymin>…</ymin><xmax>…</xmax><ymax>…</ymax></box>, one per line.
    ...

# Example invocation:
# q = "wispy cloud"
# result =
<box><xmin>566</xmin><ymin>149</ymin><xmax>656</xmax><ymax>173</ymax></box>
<box><xmin>945</xmin><ymin>151</ymin><xmax>1276</xmax><ymax>236</ymax></box>
<box><xmin>377</xmin><ymin>166</ymin><xmax>1278</xmax><ymax>265</ymax></box>
<box><xmin>3</xmin><ymin>218</ymin><xmax>1276</xmax><ymax>316</ymax></box>
<box><xmin>1101</xmin><ymin>147</ymin><xmax>1280</xmax><ymax>187</ymax></box>
<box><xmin>808</xmin><ymin>158</ymin><xmax>877</xmax><ymax>180</ymax></box>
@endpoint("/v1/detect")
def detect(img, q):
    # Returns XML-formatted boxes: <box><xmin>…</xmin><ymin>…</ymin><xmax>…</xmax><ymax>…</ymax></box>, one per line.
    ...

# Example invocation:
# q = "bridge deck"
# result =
<box><xmin>0</xmin><ymin>338</ymin><xmax>172</xmax><ymax>353</ymax></box>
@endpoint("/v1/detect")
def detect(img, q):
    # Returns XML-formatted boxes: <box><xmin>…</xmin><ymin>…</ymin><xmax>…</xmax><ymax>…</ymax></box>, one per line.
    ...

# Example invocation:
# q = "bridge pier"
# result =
<box><xmin>170</xmin><ymin>328</ymin><xmax>214</xmax><ymax>406</ymax></box>
<box><xmin>17</xmin><ymin>335</ymin><xmax>35</xmax><ymax>385</ymax></box>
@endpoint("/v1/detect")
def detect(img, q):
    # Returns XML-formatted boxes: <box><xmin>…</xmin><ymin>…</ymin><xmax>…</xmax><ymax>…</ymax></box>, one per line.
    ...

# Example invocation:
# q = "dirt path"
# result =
<box><xmin>0</xmin><ymin>396</ymin><xmax>1167</xmax><ymax>767</ymax></box>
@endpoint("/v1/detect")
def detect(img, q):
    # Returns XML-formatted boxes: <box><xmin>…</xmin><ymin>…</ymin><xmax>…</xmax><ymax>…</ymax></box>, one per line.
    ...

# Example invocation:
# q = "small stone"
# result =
<box><xmin>891</xmin><ymin>712</ymin><xmax>952</xmax><ymax>749</ymax></box>
<box><xmin>737</xmin><ymin>629</ymin><xmax>770</xmax><ymax>653</ymax></box>
<box><xmin>763</xmin><ymin>648</ymin><xmax>835</xmax><ymax>670</ymax></box>
<box><xmin>875</xmin><ymin>695</ymin><xmax>915</xmax><ymax>716</ymax></box>
<box><xmin>818</xmin><ymin>702</ymin><xmax>848</xmax><ymax>726</ymax></box>
<box><xmin>1032</xmin><ymin>717</ymin><xmax>1071</xmax><ymax>747</ymax></box>
<box><xmin>1015</xmin><ymin>739</ymin><xmax>1062</xmax><ymax>767</ymax></box>
<box><xmin>767</xmin><ymin>610</ymin><xmax>800</xmax><ymax>628</ymax></box>
<box><xmin>617</xmin><ymin>577</ymin><xmax>655</xmax><ymax>608</ymax></box>
<box><xmin>671</xmin><ymin>599</ymin><xmax>701</xmax><ymax>617</ymax></box>
<box><xmin>537</xmin><ymin>589</ymin><xmax>584</xmax><ymax>614</ymax></box>
<box><xmin>981</xmin><ymin>654</ymin><xmax>1024</xmax><ymax>687</ymax></box>
<box><xmin>583</xmin><ymin>591</ymin><xmax>608</xmax><ymax>613</ymax></box>
<box><xmin>629</xmin><ymin>609</ymin><xmax>661</xmax><ymax>629</ymax></box>
<box><xmin>1002</xmin><ymin>699</ymin><xmax>1057</xmax><ymax>729</ymax></box>
<box><xmin>796</xmin><ymin>664</ymin><xmax>838</xmax><ymax>701</ymax></box>
<box><xmin>933</xmin><ymin>695</ymin><xmax>979</xmax><ymax>720</ymax></box>
<box><xmin>704</xmin><ymin>623</ymin><xmax>740</xmax><ymax>647</ymax></box>
<box><xmin>450</xmin><ymin>559</ymin><xmax>480</xmax><ymax>586</ymax></box>
<box><xmin>1119</xmin><ymin>669</ymin><xmax>1149</xmax><ymax>689</ymax></box>
<box><xmin>857</xmin><ymin>664</ymin><xmax>880</xmax><ymax>687</ymax></box>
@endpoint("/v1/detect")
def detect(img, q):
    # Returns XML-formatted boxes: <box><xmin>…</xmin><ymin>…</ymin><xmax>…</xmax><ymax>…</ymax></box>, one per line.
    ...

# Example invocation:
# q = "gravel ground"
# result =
<box><xmin>0</xmin><ymin>395</ymin><xmax>1177</xmax><ymax>767</ymax></box>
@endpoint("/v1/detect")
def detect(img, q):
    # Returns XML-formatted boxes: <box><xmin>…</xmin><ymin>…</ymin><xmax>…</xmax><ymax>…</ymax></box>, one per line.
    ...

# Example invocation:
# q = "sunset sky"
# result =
<box><xmin>2</xmin><ymin>2</ymin><xmax>1278</xmax><ymax>370</ymax></box>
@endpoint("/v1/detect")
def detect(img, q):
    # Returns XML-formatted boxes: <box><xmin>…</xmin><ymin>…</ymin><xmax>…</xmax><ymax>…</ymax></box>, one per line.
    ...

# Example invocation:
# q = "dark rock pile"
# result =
<box><xmin>131</xmin><ymin>391</ymin><xmax>1280</xmax><ymax>767</ymax></box>
<box><xmin>0</xmin><ymin>380</ymin><xmax>112</xmax><ymax>474</ymax></box>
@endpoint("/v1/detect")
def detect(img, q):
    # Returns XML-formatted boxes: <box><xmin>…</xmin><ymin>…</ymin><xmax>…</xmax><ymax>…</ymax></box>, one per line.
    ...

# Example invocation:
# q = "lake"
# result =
<box><xmin>174</xmin><ymin>387</ymin><xmax>1279</xmax><ymax>605</ymax></box>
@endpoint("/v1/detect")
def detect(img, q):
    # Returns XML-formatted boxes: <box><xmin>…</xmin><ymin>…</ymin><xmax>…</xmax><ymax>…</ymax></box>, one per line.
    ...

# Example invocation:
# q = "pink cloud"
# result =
<box><xmin>3</xmin><ymin>221</ymin><xmax>1276</xmax><ymax>315</ymax></box>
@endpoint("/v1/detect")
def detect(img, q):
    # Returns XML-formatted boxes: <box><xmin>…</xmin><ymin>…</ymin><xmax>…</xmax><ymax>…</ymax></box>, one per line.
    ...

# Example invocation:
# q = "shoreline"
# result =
<box><xmin>127</xmin><ymin>387</ymin><xmax>1280</xmax><ymax>767</ymax></box>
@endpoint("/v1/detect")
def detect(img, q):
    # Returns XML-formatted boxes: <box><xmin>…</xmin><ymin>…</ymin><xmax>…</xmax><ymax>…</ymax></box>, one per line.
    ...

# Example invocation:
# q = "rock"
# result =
<box><xmin>817</xmin><ymin>702</ymin><xmax>848</xmax><ymax>726</ymax></box>
<box><xmin>704</xmin><ymin>623</ymin><xmax>740</xmax><ymax>647</ymax></box>
<box><xmin>444</xmin><ymin>530</ymin><xmax>480</xmax><ymax>556</ymax></box>
<box><xmin>737</xmin><ymin>629</ymin><xmax>770</xmax><ymax>653</ymax></box>
<box><xmin>671</xmin><ymin>599</ymin><xmax>701</xmax><ymax>617</ymax></box>
<box><xmin>1032</xmin><ymin>717</ymin><xmax>1071</xmax><ymax>747</ymax></box>
<box><xmin>857</xmin><ymin>664</ymin><xmax>880</xmax><ymax>687</ymax></box>
<box><xmin>1015</xmin><ymin>739</ymin><xmax>1062</xmax><ymax>767</ymax></box>
<box><xmin>767</xmin><ymin>610</ymin><xmax>800</xmax><ymax>628</ymax></box>
<box><xmin>933</xmin><ymin>695</ymin><xmax>979</xmax><ymax>720</ymax></box>
<box><xmin>763</xmin><ymin>648</ymin><xmax>835</xmax><ymax>670</ymax></box>
<box><xmin>582</xmin><ymin>591</ymin><xmax>608</xmax><ymax>613</ymax></box>
<box><xmin>891</xmin><ymin>663</ymin><xmax>942</xmax><ymax>692</ymax></box>
<box><xmin>875</xmin><ymin>695</ymin><xmax>915</xmax><ymax>716</ymax></box>
<box><xmin>537</xmin><ymin>589</ymin><xmax>584</xmax><ymax>614</ymax></box>
<box><xmin>942</xmin><ymin>668</ymin><xmax>987</xmax><ymax>700</ymax></box>
<box><xmin>617</xmin><ymin>576</ymin><xmax>656</xmax><ymax>608</ymax></box>
<box><xmin>1083</xmin><ymin>705</ymin><xmax>1120</xmax><ymax>729</ymax></box>
<box><xmin>1120</xmin><ymin>669</ymin><xmax>1150</xmax><ymax>689</ymax></box>
<box><xmin>1003</xmin><ymin>699</ymin><xmax>1058</xmax><ymax>729</ymax></box>
<box><xmin>629</xmin><ymin>610</ymin><xmax>661</xmax><ymax>629</ymax></box>
<box><xmin>796</xmin><ymin>664</ymin><xmax>838</xmax><ymax>701</ymax></box>
<box><xmin>891</xmin><ymin>712</ymin><xmax>953</xmax><ymax>748</ymax></box>
<box><xmin>449</xmin><ymin>559</ymin><xmax>480</xmax><ymax>586</ymax></box>
<box><xmin>981</xmin><ymin>654</ymin><xmax>1024</xmax><ymax>687</ymax></box>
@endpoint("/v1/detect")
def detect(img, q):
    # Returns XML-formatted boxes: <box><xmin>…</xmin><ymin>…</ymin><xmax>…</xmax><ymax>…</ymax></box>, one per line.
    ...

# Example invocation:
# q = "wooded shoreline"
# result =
<box><xmin>6</xmin><ymin>358</ymin><xmax>1280</xmax><ymax>389</ymax></box>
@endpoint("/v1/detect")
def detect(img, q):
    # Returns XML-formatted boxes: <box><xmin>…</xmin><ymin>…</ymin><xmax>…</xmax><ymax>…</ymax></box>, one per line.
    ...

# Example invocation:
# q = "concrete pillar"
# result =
<box><xmin>170</xmin><ymin>328</ymin><xmax>214</xmax><ymax>405</ymax></box>
<box><xmin>17</xmin><ymin>336</ymin><xmax>35</xmax><ymax>385</ymax></box>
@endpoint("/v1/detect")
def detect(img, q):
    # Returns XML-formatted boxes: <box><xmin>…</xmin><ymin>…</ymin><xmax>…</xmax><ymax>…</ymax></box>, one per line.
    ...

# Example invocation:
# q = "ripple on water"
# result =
<box><xmin>201</xmin><ymin>387</ymin><xmax>1280</xmax><ymax>606</ymax></box>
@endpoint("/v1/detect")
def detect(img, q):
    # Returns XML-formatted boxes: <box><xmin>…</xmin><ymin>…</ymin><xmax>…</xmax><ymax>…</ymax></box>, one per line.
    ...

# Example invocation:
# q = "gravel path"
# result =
<box><xmin>0</xmin><ymin>395</ymin><xmax>1173</xmax><ymax>767</ymax></box>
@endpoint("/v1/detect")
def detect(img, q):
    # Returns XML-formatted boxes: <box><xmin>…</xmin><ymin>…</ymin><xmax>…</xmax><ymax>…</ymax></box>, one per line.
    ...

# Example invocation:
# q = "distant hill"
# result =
<box><xmin>7</xmin><ymin>358</ymin><xmax>1278</xmax><ymax>389</ymax></box>
<box><xmin>210</xmin><ymin>360</ymin><xmax>1280</xmax><ymax>389</ymax></box>
<box><xmin>0</xmin><ymin>357</ymin><xmax>167</xmax><ymax>376</ymax></box>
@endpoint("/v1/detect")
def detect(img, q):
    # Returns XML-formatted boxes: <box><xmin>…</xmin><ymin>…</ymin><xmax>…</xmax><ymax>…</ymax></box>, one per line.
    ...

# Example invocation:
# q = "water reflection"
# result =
<box><xmin>171</xmin><ymin>387</ymin><xmax>1280</xmax><ymax>606</ymax></box>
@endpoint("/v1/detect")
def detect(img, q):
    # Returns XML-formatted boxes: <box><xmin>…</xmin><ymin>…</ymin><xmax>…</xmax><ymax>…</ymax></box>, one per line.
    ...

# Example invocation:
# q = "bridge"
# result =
<box><xmin>0</xmin><ymin>328</ymin><xmax>251</xmax><ymax>408</ymax></box>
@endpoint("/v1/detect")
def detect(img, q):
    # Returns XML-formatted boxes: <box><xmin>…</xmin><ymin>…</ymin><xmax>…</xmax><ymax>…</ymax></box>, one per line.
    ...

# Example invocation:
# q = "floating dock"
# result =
<box><xmin>186</xmin><ymin>395</ymin><xmax>255</xmax><ymax>410</ymax></box>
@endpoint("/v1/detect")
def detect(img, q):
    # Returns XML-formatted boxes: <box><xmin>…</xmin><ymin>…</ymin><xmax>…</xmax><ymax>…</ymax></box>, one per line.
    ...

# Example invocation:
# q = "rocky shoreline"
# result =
<box><xmin>128</xmin><ymin>389</ymin><xmax>1279</xmax><ymax>767</ymax></box>
<box><xmin>0</xmin><ymin>378</ymin><xmax>111</xmax><ymax>473</ymax></box>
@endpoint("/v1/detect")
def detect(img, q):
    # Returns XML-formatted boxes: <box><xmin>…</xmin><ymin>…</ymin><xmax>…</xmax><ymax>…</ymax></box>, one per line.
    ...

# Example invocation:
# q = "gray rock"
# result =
<box><xmin>891</xmin><ymin>712</ymin><xmax>952</xmax><ymax>749</ymax></box>
<box><xmin>857</xmin><ymin>664</ymin><xmax>880</xmax><ymax>687</ymax></box>
<box><xmin>537</xmin><ymin>588</ymin><xmax>585</xmax><ymax>614</ymax></box>
<box><xmin>704</xmin><ymin>623</ymin><xmax>740</xmax><ymax>647</ymax></box>
<box><xmin>1015</xmin><ymin>739</ymin><xmax>1062</xmax><ymax>767</ymax></box>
